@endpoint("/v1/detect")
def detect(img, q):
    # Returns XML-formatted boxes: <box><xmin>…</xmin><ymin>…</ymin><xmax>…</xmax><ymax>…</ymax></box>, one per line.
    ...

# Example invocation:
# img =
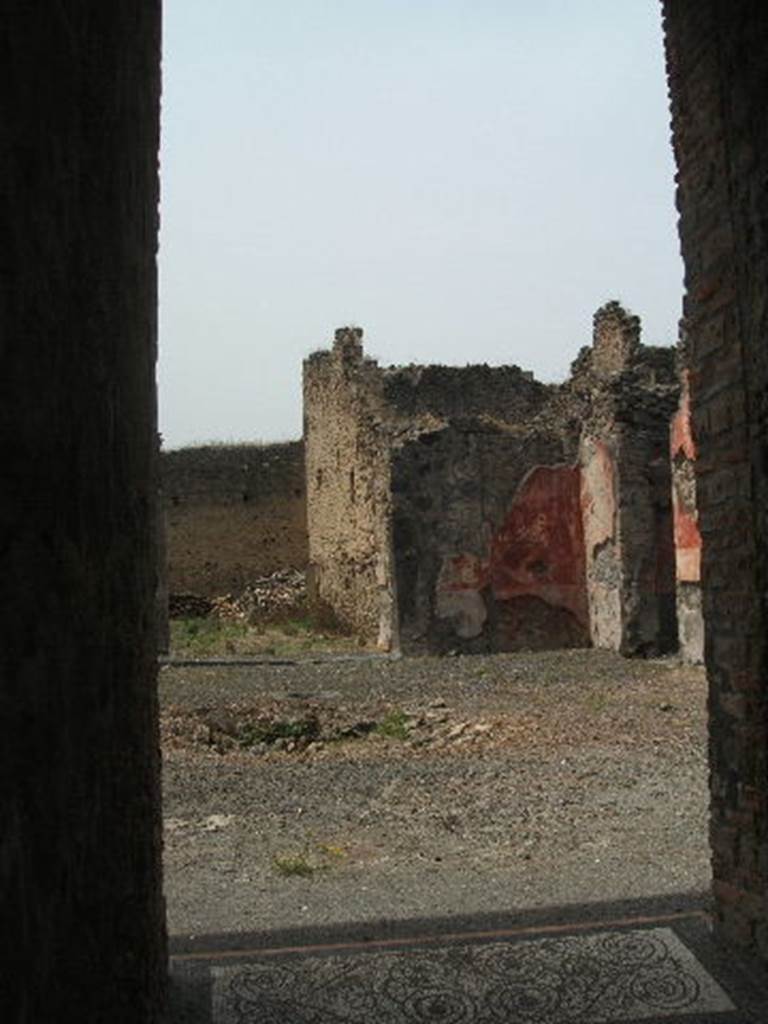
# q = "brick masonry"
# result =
<box><xmin>663</xmin><ymin>0</ymin><xmax>768</xmax><ymax>956</ymax></box>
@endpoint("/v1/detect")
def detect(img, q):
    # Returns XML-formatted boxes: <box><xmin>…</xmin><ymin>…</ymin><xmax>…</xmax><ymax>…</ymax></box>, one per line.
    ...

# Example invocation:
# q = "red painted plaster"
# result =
<box><xmin>670</xmin><ymin>371</ymin><xmax>697</xmax><ymax>461</ymax></box>
<box><xmin>439</xmin><ymin>552</ymin><xmax>489</xmax><ymax>593</ymax></box>
<box><xmin>489</xmin><ymin>465</ymin><xmax>588</xmax><ymax>628</ymax></box>
<box><xmin>673</xmin><ymin>502</ymin><xmax>702</xmax><ymax>582</ymax></box>
<box><xmin>434</xmin><ymin>465</ymin><xmax>589</xmax><ymax>647</ymax></box>
<box><xmin>671</xmin><ymin>373</ymin><xmax>702</xmax><ymax>583</ymax></box>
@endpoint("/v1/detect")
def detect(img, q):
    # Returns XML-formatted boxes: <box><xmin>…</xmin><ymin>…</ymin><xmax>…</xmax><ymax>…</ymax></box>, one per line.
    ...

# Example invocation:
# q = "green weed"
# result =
<box><xmin>272</xmin><ymin>839</ymin><xmax>347</xmax><ymax>877</ymax></box>
<box><xmin>238</xmin><ymin>717</ymin><xmax>320</xmax><ymax>749</ymax></box>
<box><xmin>272</xmin><ymin>850</ymin><xmax>317</xmax><ymax>877</ymax></box>
<box><xmin>374</xmin><ymin>709</ymin><xmax>410</xmax><ymax>741</ymax></box>
<box><xmin>169</xmin><ymin>614</ymin><xmax>360</xmax><ymax>659</ymax></box>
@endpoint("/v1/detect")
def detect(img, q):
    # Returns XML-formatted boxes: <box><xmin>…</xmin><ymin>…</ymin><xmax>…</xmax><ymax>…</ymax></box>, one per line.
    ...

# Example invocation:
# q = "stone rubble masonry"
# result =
<box><xmin>161</xmin><ymin>441</ymin><xmax>307</xmax><ymax>599</ymax></box>
<box><xmin>575</xmin><ymin>302</ymin><xmax>680</xmax><ymax>657</ymax></box>
<box><xmin>664</xmin><ymin>0</ymin><xmax>768</xmax><ymax>956</ymax></box>
<box><xmin>303</xmin><ymin>328</ymin><xmax>398</xmax><ymax>647</ymax></box>
<box><xmin>304</xmin><ymin>307</ymin><xmax>680</xmax><ymax>658</ymax></box>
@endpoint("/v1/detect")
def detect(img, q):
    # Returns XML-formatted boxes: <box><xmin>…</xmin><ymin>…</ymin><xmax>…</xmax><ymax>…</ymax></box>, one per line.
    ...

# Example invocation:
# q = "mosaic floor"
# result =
<box><xmin>202</xmin><ymin>927</ymin><xmax>739</xmax><ymax>1024</ymax></box>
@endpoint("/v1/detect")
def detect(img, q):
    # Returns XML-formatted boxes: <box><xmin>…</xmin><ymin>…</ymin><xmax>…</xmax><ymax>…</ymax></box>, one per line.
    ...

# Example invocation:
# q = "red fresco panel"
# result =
<box><xmin>489</xmin><ymin>465</ymin><xmax>588</xmax><ymax>629</ymax></box>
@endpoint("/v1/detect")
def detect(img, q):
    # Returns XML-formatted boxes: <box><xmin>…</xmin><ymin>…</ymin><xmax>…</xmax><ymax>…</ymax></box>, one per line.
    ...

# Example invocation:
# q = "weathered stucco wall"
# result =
<box><xmin>304</xmin><ymin>329</ymin><xmax>397</xmax><ymax>647</ymax></box>
<box><xmin>664</xmin><ymin>0</ymin><xmax>768</xmax><ymax>955</ymax></box>
<box><xmin>305</xmin><ymin>326</ymin><xmax>586</xmax><ymax>651</ymax></box>
<box><xmin>162</xmin><ymin>441</ymin><xmax>307</xmax><ymax>598</ymax></box>
<box><xmin>580</xmin><ymin>435</ymin><xmax>623</xmax><ymax>650</ymax></box>
<box><xmin>576</xmin><ymin>303</ymin><xmax>679</xmax><ymax>656</ymax></box>
<box><xmin>306</xmin><ymin>308</ymin><xmax>680</xmax><ymax>658</ymax></box>
<box><xmin>392</xmin><ymin>424</ymin><xmax>587</xmax><ymax>653</ymax></box>
<box><xmin>1</xmin><ymin>5</ymin><xmax>166</xmax><ymax>1020</ymax></box>
<box><xmin>670</xmin><ymin>367</ymin><xmax>704</xmax><ymax>662</ymax></box>
<box><xmin>488</xmin><ymin>463</ymin><xmax>588</xmax><ymax>650</ymax></box>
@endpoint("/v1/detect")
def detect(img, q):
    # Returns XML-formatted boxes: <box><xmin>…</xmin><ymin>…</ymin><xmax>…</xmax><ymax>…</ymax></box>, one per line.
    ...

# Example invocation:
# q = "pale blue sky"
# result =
<box><xmin>158</xmin><ymin>1</ymin><xmax>681</xmax><ymax>449</ymax></box>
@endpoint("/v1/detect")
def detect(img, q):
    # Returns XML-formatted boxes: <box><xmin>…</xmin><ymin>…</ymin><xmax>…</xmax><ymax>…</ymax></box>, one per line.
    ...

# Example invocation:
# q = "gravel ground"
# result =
<box><xmin>161</xmin><ymin>649</ymin><xmax>709</xmax><ymax>941</ymax></box>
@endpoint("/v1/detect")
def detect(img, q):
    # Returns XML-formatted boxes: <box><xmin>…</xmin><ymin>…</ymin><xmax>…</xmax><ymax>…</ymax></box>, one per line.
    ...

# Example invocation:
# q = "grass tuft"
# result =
<box><xmin>374</xmin><ymin>709</ymin><xmax>410</xmax><ymax>741</ymax></box>
<box><xmin>272</xmin><ymin>851</ymin><xmax>317</xmax><ymax>877</ymax></box>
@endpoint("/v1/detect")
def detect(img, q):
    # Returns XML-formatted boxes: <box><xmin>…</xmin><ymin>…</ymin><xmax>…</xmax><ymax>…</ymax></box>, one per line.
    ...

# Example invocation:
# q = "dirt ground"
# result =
<box><xmin>161</xmin><ymin>649</ymin><xmax>710</xmax><ymax>941</ymax></box>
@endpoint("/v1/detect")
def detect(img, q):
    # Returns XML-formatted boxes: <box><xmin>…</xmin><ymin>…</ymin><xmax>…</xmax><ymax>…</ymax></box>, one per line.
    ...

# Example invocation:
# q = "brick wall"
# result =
<box><xmin>664</xmin><ymin>0</ymin><xmax>768</xmax><ymax>955</ymax></box>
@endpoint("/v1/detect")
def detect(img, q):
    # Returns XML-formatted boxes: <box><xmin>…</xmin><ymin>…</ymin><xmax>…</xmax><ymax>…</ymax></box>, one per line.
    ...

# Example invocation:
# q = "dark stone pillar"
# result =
<box><xmin>0</xmin><ymin>4</ymin><xmax>166</xmax><ymax>1019</ymax></box>
<box><xmin>664</xmin><ymin>0</ymin><xmax>768</xmax><ymax>954</ymax></box>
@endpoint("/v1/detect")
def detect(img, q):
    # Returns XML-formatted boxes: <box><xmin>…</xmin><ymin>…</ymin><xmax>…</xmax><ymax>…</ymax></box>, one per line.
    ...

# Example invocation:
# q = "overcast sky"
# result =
<box><xmin>158</xmin><ymin>0</ymin><xmax>682</xmax><ymax>450</ymax></box>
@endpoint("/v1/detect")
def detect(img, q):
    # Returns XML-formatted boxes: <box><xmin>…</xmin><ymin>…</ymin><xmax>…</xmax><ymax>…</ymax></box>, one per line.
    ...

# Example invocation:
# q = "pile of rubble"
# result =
<box><xmin>211</xmin><ymin>569</ymin><xmax>307</xmax><ymax>624</ymax></box>
<box><xmin>161</xmin><ymin>697</ymin><xmax>497</xmax><ymax>758</ymax></box>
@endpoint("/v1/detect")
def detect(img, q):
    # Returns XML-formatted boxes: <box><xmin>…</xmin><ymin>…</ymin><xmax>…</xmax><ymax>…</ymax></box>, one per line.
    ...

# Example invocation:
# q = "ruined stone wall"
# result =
<box><xmin>589</xmin><ymin>300</ymin><xmax>641</xmax><ymax>377</ymax></box>
<box><xmin>576</xmin><ymin>304</ymin><xmax>679</xmax><ymax>656</ymax></box>
<box><xmin>304</xmin><ymin>330</ymin><xmax>561</xmax><ymax>649</ymax></box>
<box><xmin>664</xmin><ymin>0</ymin><xmax>768</xmax><ymax>954</ymax></box>
<box><xmin>1</xmin><ymin>5</ymin><xmax>166</xmax><ymax>1019</ymax></box>
<box><xmin>614</xmin><ymin>401</ymin><xmax>679</xmax><ymax>656</ymax></box>
<box><xmin>393</xmin><ymin>423</ymin><xmax>588</xmax><ymax>653</ymax></box>
<box><xmin>303</xmin><ymin>329</ymin><xmax>396</xmax><ymax>647</ymax></box>
<box><xmin>382</xmin><ymin>363</ymin><xmax>551</xmax><ymax>423</ymax></box>
<box><xmin>162</xmin><ymin>441</ymin><xmax>307</xmax><ymax>598</ymax></box>
<box><xmin>305</xmin><ymin>312</ymin><xmax>681</xmax><ymax>658</ymax></box>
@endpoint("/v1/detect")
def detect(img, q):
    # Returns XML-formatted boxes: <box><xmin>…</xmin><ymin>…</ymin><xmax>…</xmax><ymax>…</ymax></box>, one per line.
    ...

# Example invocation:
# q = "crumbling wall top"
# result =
<box><xmin>568</xmin><ymin>301</ymin><xmax>677</xmax><ymax>395</ymax></box>
<box><xmin>381</xmin><ymin>362</ymin><xmax>550</xmax><ymax>425</ymax></box>
<box><xmin>591</xmin><ymin>300</ymin><xmax>641</xmax><ymax>377</ymax></box>
<box><xmin>333</xmin><ymin>325</ymin><xmax>365</xmax><ymax>363</ymax></box>
<box><xmin>305</xmin><ymin>325</ymin><xmax>374</xmax><ymax>371</ymax></box>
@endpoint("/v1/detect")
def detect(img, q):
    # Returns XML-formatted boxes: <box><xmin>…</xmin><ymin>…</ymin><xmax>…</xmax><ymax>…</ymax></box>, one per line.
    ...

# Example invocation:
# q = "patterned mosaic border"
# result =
<box><xmin>211</xmin><ymin>926</ymin><xmax>735</xmax><ymax>1023</ymax></box>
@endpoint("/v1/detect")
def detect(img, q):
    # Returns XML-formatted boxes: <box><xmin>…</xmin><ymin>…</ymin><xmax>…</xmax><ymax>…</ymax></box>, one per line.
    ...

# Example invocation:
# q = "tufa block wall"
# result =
<box><xmin>162</xmin><ymin>441</ymin><xmax>307</xmax><ymax>598</ymax></box>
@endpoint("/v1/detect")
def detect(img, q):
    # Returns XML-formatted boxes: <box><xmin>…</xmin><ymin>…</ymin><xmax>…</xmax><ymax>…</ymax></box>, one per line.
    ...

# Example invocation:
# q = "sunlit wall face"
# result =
<box><xmin>158</xmin><ymin>0</ymin><xmax>681</xmax><ymax>450</ymax></box>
